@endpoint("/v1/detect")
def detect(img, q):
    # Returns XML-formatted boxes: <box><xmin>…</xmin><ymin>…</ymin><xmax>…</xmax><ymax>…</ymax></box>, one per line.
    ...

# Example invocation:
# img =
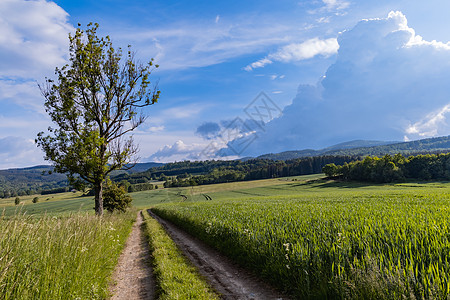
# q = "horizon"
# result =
<box><xmin>2</xmin><ymin>1</ymin><xmax>450</xmax><ymax>168</ymax></box>
<box><xmin>5</xmin><ymin>134</ymin><xmax>450</xmax><ymax>171</ymax></box>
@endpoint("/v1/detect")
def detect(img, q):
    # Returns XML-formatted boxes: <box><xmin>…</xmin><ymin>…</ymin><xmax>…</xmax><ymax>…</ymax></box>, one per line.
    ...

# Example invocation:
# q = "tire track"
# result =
<box><xmin>148</xmin><ymin>209</ymin><xmax>288</xmax><ymax>300</ymax></box>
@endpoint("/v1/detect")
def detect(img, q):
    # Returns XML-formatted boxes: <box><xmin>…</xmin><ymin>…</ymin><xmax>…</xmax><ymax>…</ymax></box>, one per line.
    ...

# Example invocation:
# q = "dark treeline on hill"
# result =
<box><xmin>0</xmin><ymin>166</ymin><xmax>68</xmax><ymax>198</ymax></box>
<box><xmin>0</xmin><ymin>163</ymin><xmax>162</xmax><ymax>198</ymax></box>
<box><xmin>323</xmin><ymin>153</ymin><xmax>450</xmax><ymax>183</ymax></box>
<box><xmin>116</xmin><ymin>156</ymin><xmax>357</xmax><ymax>188</ymax></box>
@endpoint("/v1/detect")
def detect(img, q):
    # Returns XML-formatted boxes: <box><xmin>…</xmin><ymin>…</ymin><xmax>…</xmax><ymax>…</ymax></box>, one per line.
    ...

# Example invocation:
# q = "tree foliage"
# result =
<box><xmin>36</xmin><ymin>23</ymin><xmax>160</xmax><ymax>215</ymax></box>
<box><xmin>323</xmin><ymin>153</ymin><xmax>450</xmax><ymax>183</ymax></box>
<box><xmin>103</xmin><ymin>182</ymin><xmax>132</xmax><ymax>213</ymax></box>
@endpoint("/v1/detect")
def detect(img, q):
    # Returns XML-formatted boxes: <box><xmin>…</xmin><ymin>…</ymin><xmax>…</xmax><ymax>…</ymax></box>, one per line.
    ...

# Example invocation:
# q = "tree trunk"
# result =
<box><xmin>94</xmin><ymin>181</ymin><xmax>104</xmax><ymax>216</ymax></box>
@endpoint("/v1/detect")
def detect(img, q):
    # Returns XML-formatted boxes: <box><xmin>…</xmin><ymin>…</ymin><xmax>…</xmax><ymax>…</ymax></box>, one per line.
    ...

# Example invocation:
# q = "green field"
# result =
<box><xmin>0</xmin><ymin>174</ymin><xmax>322</xmax><ymax>216</ymax></box>
<box><xmin>149</xmin><ymin>176</ymin><xmax>450</xmax><ymax>299</ymax></box>
<box><xmin>5</xmin><ymin>174</ymin><xmax>450</xmax><ymax>298</ymax></box>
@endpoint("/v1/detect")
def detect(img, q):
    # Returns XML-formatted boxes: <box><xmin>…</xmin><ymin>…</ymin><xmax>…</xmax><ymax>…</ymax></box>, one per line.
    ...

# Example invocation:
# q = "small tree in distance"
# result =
<box><xmin>36</xmin><ymin>23</ymin><xmax>160</xmax><ymax>216</ymax></box>
<box><xmin>103</xmin><ymin>182</ymin><xmax>132</xmax><ymax>213</ymax></box>
<box><xmin>15</xmin><ymin>197</ymin><xmax>20</xmax><ymax>206</ymax></box>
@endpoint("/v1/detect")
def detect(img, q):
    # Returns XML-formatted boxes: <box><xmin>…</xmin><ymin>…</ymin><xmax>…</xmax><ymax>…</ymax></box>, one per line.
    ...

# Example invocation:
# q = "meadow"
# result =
<box><xmin>150</xmin><ymin>177</ymin><xmax>450</xmax><ymax>299</ymax></box>
<box><xmin>0</xmin><ymin>209</ymin><xmax>136</xmax><ymax>299</ymax></box>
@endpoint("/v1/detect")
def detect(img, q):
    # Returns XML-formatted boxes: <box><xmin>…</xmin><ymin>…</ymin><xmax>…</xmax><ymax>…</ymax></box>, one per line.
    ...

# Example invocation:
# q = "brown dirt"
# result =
<box><xmin>109</xmin><ymin>211</ymin><xmax>155</xmax><ymax>300</ymax></box>
<box><xmin>148</xmin><ymin>209</ymin><xmax>289</xmax><ymax>300</ymax></box>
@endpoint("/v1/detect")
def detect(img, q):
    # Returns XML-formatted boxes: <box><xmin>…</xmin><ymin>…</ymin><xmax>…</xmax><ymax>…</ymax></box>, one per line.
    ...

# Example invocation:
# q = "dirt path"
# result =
<box><xmin>110</xmin><ymin>211</ymin><xmax>155</xmax><ymax>300</ymax></box>
<box><xmin>148</xmin><ymin>209</ymin><xmax>289</xmax><ymax>300</ymax></box>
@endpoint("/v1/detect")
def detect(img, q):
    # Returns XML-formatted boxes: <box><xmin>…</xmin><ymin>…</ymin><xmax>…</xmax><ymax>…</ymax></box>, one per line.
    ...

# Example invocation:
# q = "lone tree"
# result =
<box><xmin>36</xmin><ymin>23</ymin><xmax>160</xmax><ymax>216</ymax></box>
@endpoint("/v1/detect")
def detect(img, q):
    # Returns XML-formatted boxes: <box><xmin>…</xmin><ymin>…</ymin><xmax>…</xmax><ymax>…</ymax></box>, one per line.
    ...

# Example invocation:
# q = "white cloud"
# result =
<box><xmin>245</xmin><ymin>38</ymin><xmax>339</xmax><ymax>71</ymax></box>
<box><xmin>215</xmin><ymin>15</ymin><xmax>220</xmax><ymax>24</ymax></box>
<box><xmin>317</xmin><ymin>16</ymin><xmax>331</xmax><ymax>24</ymax></box>
<box><xmin>406</xmin><ymin>105</ymin><xmax>450</xmax><ymax>138</ymax></box>
<box><xmin>271</xmin><ymin>38</ymin><xmax>339</xmax><ymax>62</ymax></box>
<box><xmin>147</xmin><ymin>140</ymin><xmax>234</xmax><ymax>162</ymax></box>
<box><xmin>0</xmin><ymin>0</ymin><xmax>74</xmax><ymax>169</ymax></box>
<box><xmin>148</xmin><ymin>139</ymin><xmax>241</xmax><ymax>162</ymax></box>
<box><xmin>322</xmin><ymin>0</ymin><xmax>350</xmax><ymax>11</ymax></box>
<box><xmin>0</xmin><ymin>0</ymin><xmax>73</xmax><ymax>78</ymax></box>
<box><xmin>148</xmin><ymin>125</ymin><xmax>165</xmax><ymax>133</ymax></box>
<box><xmin>149</xmin><ymin>104</ymin><xmax>205</xmax><ymax>126</ymax></box>
<box><xmin>308</xmin><ymin>0</ymin><xmax>350</xmax><ymax>15</ymax></box>
<box><xmin>119</xmin><ymin>18</ymin><xmax>293</xmax><ymax>70</ymax></box>
<box><xmin>0</xmin><ymin>136</ymin><xmax>45</xmax><ymax>169</ymax></box>
<box><xmin>244</xmin><ymin>58</ymin><xmax>273</xmax><ymax>71</ymax></box>
<box><xmin>225</xmin><ymin>11</ymin><xmax>450</xmax><ymax>156</ymax></box>
<box><xmin>0</xmin><ymin>79</ymin><xmax>45</xmax><ymax>114</ymax></box>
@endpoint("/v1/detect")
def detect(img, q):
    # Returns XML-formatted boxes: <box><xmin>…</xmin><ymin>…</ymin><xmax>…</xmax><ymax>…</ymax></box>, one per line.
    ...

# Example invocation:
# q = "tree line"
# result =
<box><xmin>322</xmin><ymin>153</ymin><xmax>450</xmax><ymax>182</ymax></box>
<box><xmin>160</xmin><ymin>156</ymin><xmax>357</xmax><ymax>188</ymax></box>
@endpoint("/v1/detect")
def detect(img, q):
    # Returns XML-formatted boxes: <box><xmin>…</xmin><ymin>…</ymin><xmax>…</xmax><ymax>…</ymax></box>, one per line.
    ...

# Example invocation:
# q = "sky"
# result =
<box><xmin>2</xmin><ymin>0</ymin><xmax>450</xmax><ymax>168</ymax></box>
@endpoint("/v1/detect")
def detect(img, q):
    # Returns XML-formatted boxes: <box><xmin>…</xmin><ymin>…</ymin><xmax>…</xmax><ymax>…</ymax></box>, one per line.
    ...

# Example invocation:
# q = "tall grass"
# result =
<box><xmin>0</xmin><ymin>209</ymin><xmax>136</xmax><ymax>299</ymax></box>
<box><xmin>152</xmin><ymin>190</ymin><xmax>450</xmax><ymax>299</ymax></box>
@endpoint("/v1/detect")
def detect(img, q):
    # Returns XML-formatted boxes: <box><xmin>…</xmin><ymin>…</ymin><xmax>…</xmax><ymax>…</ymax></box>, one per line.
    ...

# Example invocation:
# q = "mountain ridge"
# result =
<box><xmin>257</xmin><ymin>136</ymin><xmax>450</xmax><ymax>160</ymax></box>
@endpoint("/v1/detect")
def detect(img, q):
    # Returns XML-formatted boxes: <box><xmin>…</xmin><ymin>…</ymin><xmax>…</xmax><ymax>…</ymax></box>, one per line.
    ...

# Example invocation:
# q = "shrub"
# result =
<box><xmin>103</xmin><ymin>183</ymin><xmax>132</xmax><ymax>213</ymax></box>
<box><xmin>14</xmin><ymin>197</ymin><xmax>20</xmax><ymax>205</ymax></box>
<box><xmin>32</xmin><ymin>197</ymin><xmax>39</xmax><ymax>203</ymax></box>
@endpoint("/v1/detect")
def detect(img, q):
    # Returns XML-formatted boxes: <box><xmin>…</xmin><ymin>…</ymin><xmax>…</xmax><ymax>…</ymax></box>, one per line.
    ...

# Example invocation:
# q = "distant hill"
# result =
<box><xmin>0</xmin><ymin>165</ymin><xmax>67</xmax><ymax>197</ymax></box>
<box><xmin>0</xmin><ymin>162</ymin><xmax>164</xmax><ymax>196</ymax></box>
<box><xmin>257</xmin><ymin>140</ymin><xmax>397</xmax><ymax>160</ymax></box>
<box><xmin>109</xmin><ymin>162</ymin><xmax>165</xmax><ymax>176</ymax></box>
<box><xmin>126</xmin><ymin>162</ymin><xmax>164</xmax><ymax>173</ymax></box>
<box><xmin>4</xmin><ymin>135</ymin><xmax>450</xmax><ymax>196</ymax></box>
<box><xmin>257</xmin><ymin>136</ymin><xmax>450</xmax><ymax>160</ymax></box>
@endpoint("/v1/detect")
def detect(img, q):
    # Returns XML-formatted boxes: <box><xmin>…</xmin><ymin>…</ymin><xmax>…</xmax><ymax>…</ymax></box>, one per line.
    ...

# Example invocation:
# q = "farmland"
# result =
<box><xmin>150</xmin><ymin>176</ymin><xmax>450</xmax><ymax>299</ymax></box>
<box><xmin>3</xmin><ymin>174</ymin><xmax>450</xmax><ymax>298</ymax></box>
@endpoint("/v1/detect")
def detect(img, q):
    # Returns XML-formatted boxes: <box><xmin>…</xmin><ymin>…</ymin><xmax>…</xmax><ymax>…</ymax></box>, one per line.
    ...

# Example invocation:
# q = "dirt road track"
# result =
<box><xmin>110</xmin><ymin>212</ymin><xmax>155</xmax><ymax>300</ymax></box>
<box><xmin>148</xmin><ymin>209</ymin><xmax>289</xmax><ymax>300</ymax></box>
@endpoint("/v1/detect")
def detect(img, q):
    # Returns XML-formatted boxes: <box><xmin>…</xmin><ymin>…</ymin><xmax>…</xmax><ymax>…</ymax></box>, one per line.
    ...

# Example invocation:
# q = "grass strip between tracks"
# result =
<box><xmin>142</xmin><ymin>210</ymin><xmax>219</xmax><ymax>300</ymax></box>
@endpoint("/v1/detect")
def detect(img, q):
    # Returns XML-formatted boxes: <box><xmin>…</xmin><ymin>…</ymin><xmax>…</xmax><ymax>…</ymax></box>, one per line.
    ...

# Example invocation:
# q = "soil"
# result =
<box><xmin>148</xmin><ymin>209</ymin><xmax>289</xmax><ymax>300</ymax></box>
<box><xmin>109</xmin><ymin>211</ymin><xmax>155</xmax><ymax>300</ymax></box>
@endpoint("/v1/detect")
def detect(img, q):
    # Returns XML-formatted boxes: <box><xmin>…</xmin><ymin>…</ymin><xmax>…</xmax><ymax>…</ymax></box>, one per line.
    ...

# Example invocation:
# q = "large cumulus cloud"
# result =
<box><xmin>229</xmin><ymin>11</ymin><xmax>450</xmax><ymax>156</ymax></box>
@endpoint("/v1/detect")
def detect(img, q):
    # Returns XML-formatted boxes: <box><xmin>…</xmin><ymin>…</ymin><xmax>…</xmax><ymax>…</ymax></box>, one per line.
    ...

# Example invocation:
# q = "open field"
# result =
<box><xmin>0</xmin><ymin>174</ymin><xmax>322</xmax><ymax>216</ymax></box>
<box><xmin>150</xmin><ymin>176</ymin><xmax>450</xmax><ymax>299</ymax></box>
<box><xmin>3</xmin><ymin>174</ymin><xmax>450</xmax><ymax>298</ymax></box>
<box><xmin>0</xmin><ymin>209</ymin><xmax>136</xmax><ymax>299</ymax></box>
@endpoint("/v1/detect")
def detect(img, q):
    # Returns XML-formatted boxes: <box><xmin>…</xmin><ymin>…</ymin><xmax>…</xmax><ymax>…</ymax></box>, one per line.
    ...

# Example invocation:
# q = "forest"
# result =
<box><xmin>322</xmin><ymin>153</ymin><xmax>450</xmax><ymax>182</ymax></box>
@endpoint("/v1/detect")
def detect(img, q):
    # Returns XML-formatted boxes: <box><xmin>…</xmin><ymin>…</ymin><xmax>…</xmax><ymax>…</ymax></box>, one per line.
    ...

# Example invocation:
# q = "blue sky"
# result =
<box><xmin>2</xmin><ymin>0</ymin><xmax>450</xmax><ymax>168</ymax></box>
